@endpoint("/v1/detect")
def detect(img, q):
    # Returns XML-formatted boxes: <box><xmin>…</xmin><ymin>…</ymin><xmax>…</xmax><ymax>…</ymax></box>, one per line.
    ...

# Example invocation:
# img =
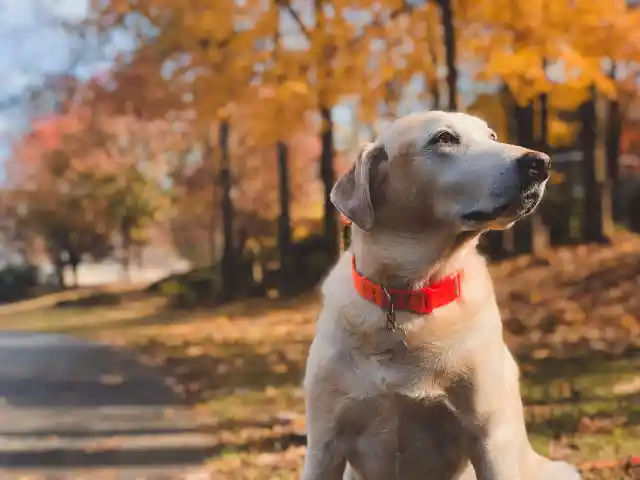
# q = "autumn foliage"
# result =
<box><xmin>4</xmin><ymin>0</ymin><xmax>640</xmax><ymax>294</ymax></box>
<box><xmin>2</xmin><ymin>2</ymin><xmax>640</xmax><ymax>479</ymax></box>
<box><xmin>7</xmin><ymin>81</ymin><xmax>172</xmax><ymax>285</ymax></box>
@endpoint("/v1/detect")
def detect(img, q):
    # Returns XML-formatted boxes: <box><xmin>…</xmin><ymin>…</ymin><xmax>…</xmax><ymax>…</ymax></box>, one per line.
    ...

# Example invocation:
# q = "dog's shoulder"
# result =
<box><xmin>320</xmin><ymin>250</ymin><xmax>358</xmax><ymax>307</ymax></box>
<box><xmin>318</xmin><ymin>251</ymin><xmax>392</xmax><ymax>344</ymax></box>
<box><xmin>305</xmin><ymin>252</ymin><xmax>378</xmax><ymax>390</ymax></box>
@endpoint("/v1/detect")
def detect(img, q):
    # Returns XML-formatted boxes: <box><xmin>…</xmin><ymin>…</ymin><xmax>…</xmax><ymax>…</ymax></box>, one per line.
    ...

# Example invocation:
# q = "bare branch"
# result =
<box><xmin>281</xmin><ymin>2</ymin><xmax>311</xmax><ymax>39</ymax></box>
<box><xmin>349</xmin><ymin>1</ymin><xmax>415</xmax><ymax>49</ymax></box>
<box><xmin>281</xmin><ymin>0</ymin><xmax>415</xmax><ymax>49</ymax></box>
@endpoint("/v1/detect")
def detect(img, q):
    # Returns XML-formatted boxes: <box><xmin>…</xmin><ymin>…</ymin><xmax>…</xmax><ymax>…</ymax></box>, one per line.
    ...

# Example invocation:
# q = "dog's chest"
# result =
<box><xmin>351</xmin><ymin>323</ymin><xmax>468</xmax><ymax>398</ymax></box>
<box><xmin>338</xmin><ymin>394</ymin><xmax>471</xmax><ymax>480</ymax></box>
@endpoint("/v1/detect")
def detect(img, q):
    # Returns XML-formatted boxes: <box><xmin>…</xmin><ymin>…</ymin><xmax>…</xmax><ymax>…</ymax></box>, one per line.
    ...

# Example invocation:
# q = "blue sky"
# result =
<box><xmin>0</xmin><ymin>0</ymin><xmax>92</xmax><ymax>159</ymax></box>
<box><xmin>0</xmin><ymin>0</ymin><xmax>490</xmax><ymax>165</ymax></box>
<box><xmin>0</xmin><ymin>0</ymin><xmax>139</xmax><ymax>163</ymax></box>
<box><xmin>0</xmin><ymin>0</ymin><xmax>88</xmax><ymax>96</ymax></box>
<box><xmin>0</xmin><ymin>0</ymin><xmax>359</xmax><ymax>159</ymax></box>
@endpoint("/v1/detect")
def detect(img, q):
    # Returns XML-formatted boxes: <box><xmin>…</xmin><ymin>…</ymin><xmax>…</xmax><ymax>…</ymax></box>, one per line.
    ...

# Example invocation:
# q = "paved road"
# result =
<box><xmin>0</xmin><ymin>332</ymin><xmax>216</xmax><ymax>480</ymax></box>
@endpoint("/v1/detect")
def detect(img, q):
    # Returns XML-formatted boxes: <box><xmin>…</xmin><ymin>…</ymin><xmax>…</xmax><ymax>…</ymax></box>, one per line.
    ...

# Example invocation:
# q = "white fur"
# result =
<box><xmin>302</xmin><ymin>111</ymin><xmax>578</xmax><ymax>480</ymax></box>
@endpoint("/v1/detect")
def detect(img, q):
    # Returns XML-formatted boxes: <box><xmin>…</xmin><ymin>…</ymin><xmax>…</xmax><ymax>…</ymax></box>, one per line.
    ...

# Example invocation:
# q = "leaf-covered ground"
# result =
<box><xmin>1</xmin><ymin>234</ymin><xmax>640</xmax><ymax>479</ymax></box>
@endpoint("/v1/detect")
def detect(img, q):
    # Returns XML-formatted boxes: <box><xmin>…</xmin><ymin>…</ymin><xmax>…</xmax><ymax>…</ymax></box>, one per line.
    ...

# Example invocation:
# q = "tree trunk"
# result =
<box><xmin>482</xmin><ymin>84</ymin><xmax>514</xmax><ymax>259</ymax></box>
<box><xmin>219</xmin><ymin>120</ymin><xmax>236</xmax><ymax>301</ymax></box>
<box><xmin>315</xmin><ymin>0</ymin><xmax>339</xmax><ymax>260</ymax></box>
<box><xmin>531</xmin><ymin>69</ymin><xmax>550</xmax><ymax>256</ymax></box>
<box><xmin>273</xmin><ymin>7</ymin><xmax>294</xmax><ymax>294</ymax></box>
<box><xmin>428</xmin><ymin>74</ymin><xmax>441</xmax><ymax>111</ymax></box>
<box><xmin>69</xmin><ymin>260</ymin><xmax>79</xmax><ymax>288</ymax></box>
<box><xmin>276</xmin><ymin>140</ymin><xmax>293</xmax><ymax>296</ymax></box>
<box><xmin>511</xmin><ymin>101</ymin><xmax>536</xmax><ymax>254</ymax></box>
<box><xmin>135</xmin><ymin>245</ymin><xmax>144</xmax><ymax>268</ymax></box>
<box><xmin>121</xmin><ymin>235</ymin><xmax>131</xmax><ymax>282</ymax></box>
<box><xmin>69</xmin><ymin>263</ymin><xmax>77</xmax><ymax>287</ymax></box>
<box><xmin>605</xmin><ymin>63</ymin><xmax>623</xmax><ymax>221</ymax></box>
<box><xmin>54</xmin><ymin>256</ymin><xmax>66</xmax><ymax>289</ymax></box>
<box><xmin>580</xmin><ymin>86</ymin><xmax>612</xmax><ymax>243</ymax></box>
<box><xmin>426</xmin><ymin>8</ymin><xmax>441</xmax><ymax>110</ymax></box>
<box><xmin>203</xmin><ymin>132</ymin><xmax>217</xmax><ymax>267</ymax></box>
<box><xmin>320</xmin><ymin>106</ymin><xmax>338</xmax><ymax>260</ymax></box>
<box><xmin>439</xmin><ymin>0</ymin><xmax>458</xmax><ymax>111</ymax></box>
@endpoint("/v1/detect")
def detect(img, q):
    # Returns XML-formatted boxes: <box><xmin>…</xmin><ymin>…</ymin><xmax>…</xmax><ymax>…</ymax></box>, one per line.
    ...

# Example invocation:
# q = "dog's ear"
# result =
<box><xmin>330</xmin><ymin>142</ymin><xmax>389</xmax><ymax>231</ymax></box>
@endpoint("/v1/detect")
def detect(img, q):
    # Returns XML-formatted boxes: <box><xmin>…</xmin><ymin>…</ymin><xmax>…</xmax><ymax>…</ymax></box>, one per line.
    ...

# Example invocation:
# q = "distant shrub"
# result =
<box><xmin>290</xmin><ymin>234</ymin><xmax>334</xmax><ymax>292</ymax></box>
<box><xmin>148</xmin><ymin>265</ymin><xmax>217</xmax><ymax>309</ymax></box>
<box><xmin>627</xmin><ymin>188</ymin><xmax>640</xmax><ymax>233</ymax></box>
<box><xmin>147</xmin><ymin>232</ymin><xmax>337</xmax><ymax>307</ymax></box>
<box><xmin>0</xmin><ymin>263</ymin><xmax>39</xmax><ymax>303</ymax></box>
<box><xmin>55</xmin><ymin>292</ymin><xmax>123</xmax><ymax>308</ymax></box>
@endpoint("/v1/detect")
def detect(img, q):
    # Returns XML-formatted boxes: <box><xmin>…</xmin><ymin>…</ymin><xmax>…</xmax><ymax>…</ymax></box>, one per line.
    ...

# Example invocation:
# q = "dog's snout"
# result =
<box><xmin>517</xmin><ymin>151</ymin><xmax>550</xmax><ymax>183</ymax></box>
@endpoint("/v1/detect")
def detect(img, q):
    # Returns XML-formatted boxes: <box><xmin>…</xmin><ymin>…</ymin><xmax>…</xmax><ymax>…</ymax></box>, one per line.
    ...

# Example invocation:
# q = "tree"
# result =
<box><xmin>88</xmin><ymin>0</ymin><xmax>640</xmax><ymax>284</ymax></box>
<box><xmin>9</xmin><ymin>119</ymin><xmax>115</xmax><ymax>287</ymax></box>
<box><xmin>439</xmin><ymin>0</ymin><xmax>458</xmax><ymax>110</ymax></box>
<box><xmin>534</xmin><ymin>59</ymin><xmax>551</xmax><ymax>254</ymax></box>
<box><xmin>579</xmin><ymin>86</ymin><xmax>612</xmax><ymax>243</ymax></box>
<box><xmin>272</xmin><ymin>4</ymin><xmax>294</xmax><ymax>295</ymax></box>
<box><xmin>457</xmin><ymin>0</ymin><xmax>640</xmax><ymax>255</ymax></box>
<box><xmin>281</xmin><ymin>1</ymin><xmax>421</xmax><ymax>259</ymax></box>
<box><xmin>562</xmin><ymin>1</ymin><xmax>640</xmax><ymax>241</ymax></box>
<box><xmin>605</xmin><ymin>63</ymin><xmax>623</xmax><ymax>191</ymax></box>
<box><xmin>7</xmin><ymin>74</ymin><xmax>173</xmax><ymax>286</ymax></box>
<box><xmin>92</xmin><ymin>0</ymin><xmax>268</xmax><ymax>298</ymax></box>
<box><xmin>217</xmin><ymin>120</ymin><xmax>235</xmax><ymax>300</ymax></box>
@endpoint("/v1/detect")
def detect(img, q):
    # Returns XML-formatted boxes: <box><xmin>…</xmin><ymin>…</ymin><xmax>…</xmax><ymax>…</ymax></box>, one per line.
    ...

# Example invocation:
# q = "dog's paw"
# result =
<box><xmin>546</xmin><ymin>460</ymin><xmax>581</xmax><ymax>480</ymax></box>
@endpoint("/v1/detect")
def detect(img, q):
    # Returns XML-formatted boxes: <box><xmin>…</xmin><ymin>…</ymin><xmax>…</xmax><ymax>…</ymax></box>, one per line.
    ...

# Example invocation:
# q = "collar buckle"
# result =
<box><xmin>381</xmin><ymin>286</ymin><xmax>396</xmax><ymax>332</ymax></box>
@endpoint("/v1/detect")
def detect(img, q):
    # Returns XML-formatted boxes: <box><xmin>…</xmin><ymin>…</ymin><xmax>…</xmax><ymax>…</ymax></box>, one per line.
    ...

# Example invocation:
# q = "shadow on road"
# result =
<box><xmin>0</xmin><ymin>445</ymin><xmax>217</xmax><ymax>469</ymax></box>
<box><xmin>0</xmin><ymin>332</ymin><xmax>215</xmax><ymax>476</ymax></box>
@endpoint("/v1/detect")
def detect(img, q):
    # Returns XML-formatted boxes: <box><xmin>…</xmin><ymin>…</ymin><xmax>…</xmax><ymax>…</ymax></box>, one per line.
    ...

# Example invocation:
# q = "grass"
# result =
<box><xmin>0</xmin><ymin>287</ymin><xmax>638</xmax><ymax>479</ymax></box>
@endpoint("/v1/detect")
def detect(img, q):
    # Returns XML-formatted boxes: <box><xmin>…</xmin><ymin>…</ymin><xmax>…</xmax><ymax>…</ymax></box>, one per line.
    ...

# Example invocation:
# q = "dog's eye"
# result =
<box><xmin>432</xmin><ymin>131</ymin><xmax>459</xmax><ymax>146</ymax></box>
<box><xmin>489</xmin><ymin>131</ymin><xmax>497</xmax><ymax>141</ymax></box>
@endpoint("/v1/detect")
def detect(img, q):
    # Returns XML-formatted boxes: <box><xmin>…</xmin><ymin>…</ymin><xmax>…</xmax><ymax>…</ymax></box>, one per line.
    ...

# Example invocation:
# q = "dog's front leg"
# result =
<box><xmin>302</xmin><ymin>397</ymin><xmax>347</xmax><ymax>480</ymax></box>
<box><xmin>448</xmin><ymin>349</ymin><xmax>530</xmax><ymax>479</ymax></box>
<box><xmin>464</xmin><ymin>414</ymin><xmax>524</xmax><ymax>479</ymax></box>
<box><xmin>302</xmin><ymin>428</ymin><xmax>346</xmax><ymax>480</ymax></box>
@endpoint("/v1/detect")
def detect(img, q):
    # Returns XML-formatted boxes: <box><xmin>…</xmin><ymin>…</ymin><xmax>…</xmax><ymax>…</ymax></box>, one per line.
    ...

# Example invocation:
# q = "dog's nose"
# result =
<box><xmin>517</xmin><ymin>151</ymin><xmax>550</xmax><ymax>183</ymax></box>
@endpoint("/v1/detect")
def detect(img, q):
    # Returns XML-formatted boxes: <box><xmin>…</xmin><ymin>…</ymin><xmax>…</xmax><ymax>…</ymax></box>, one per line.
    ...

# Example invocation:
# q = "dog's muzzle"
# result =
<box><xmin>462</xmin><ymin>150</ymin><xmax>551</xmax><ymax>223</ymax></box>
<box><xmin>517</xmin><ymin>151</ymin><xmax>550</xmax><ymax>191</ymax></box>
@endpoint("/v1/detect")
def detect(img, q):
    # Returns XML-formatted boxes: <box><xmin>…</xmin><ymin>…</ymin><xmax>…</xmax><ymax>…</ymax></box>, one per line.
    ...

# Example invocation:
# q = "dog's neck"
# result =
<box><xmin>350</xmin><ymin>227</ymin><xmax>480</xmax><ymax>290</ymax></box>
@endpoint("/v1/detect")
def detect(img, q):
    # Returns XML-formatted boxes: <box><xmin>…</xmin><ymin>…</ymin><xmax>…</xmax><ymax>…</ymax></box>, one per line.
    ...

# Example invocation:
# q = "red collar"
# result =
<box><xmin>351</xmin><ymin>255</ymin><xmax>462</xmax><ymax>315</ymax></box>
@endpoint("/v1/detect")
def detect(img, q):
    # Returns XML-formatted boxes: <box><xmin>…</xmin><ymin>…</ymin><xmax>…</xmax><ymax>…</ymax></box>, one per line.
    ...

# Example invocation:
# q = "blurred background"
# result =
<box><xmin>0</xmin><ymin>0</ymin><xmax>639</xmax><ymax>479</ymax></box>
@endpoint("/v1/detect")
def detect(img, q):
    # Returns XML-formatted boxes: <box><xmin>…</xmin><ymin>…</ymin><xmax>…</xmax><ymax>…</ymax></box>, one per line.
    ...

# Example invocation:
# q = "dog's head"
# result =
<box><xmin>331</xmin><ymin>111</ymin><xmax>550</xmax><ymax>234</ymax></box>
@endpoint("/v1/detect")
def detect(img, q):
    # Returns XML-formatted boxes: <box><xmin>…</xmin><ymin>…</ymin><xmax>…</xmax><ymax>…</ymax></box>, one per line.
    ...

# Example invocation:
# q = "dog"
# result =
<box><xmin>301</xmin><ymin>111</ymin><xmax>581</xmax><ymax>480</ymax></box>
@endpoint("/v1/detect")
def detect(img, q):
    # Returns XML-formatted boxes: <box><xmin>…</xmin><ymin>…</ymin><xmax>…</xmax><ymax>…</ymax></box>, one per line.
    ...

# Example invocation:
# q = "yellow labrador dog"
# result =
<box><xmin>302</xmin><ymin>112</ymin><xmax>581</xmax><ymax>480</ymax></box>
